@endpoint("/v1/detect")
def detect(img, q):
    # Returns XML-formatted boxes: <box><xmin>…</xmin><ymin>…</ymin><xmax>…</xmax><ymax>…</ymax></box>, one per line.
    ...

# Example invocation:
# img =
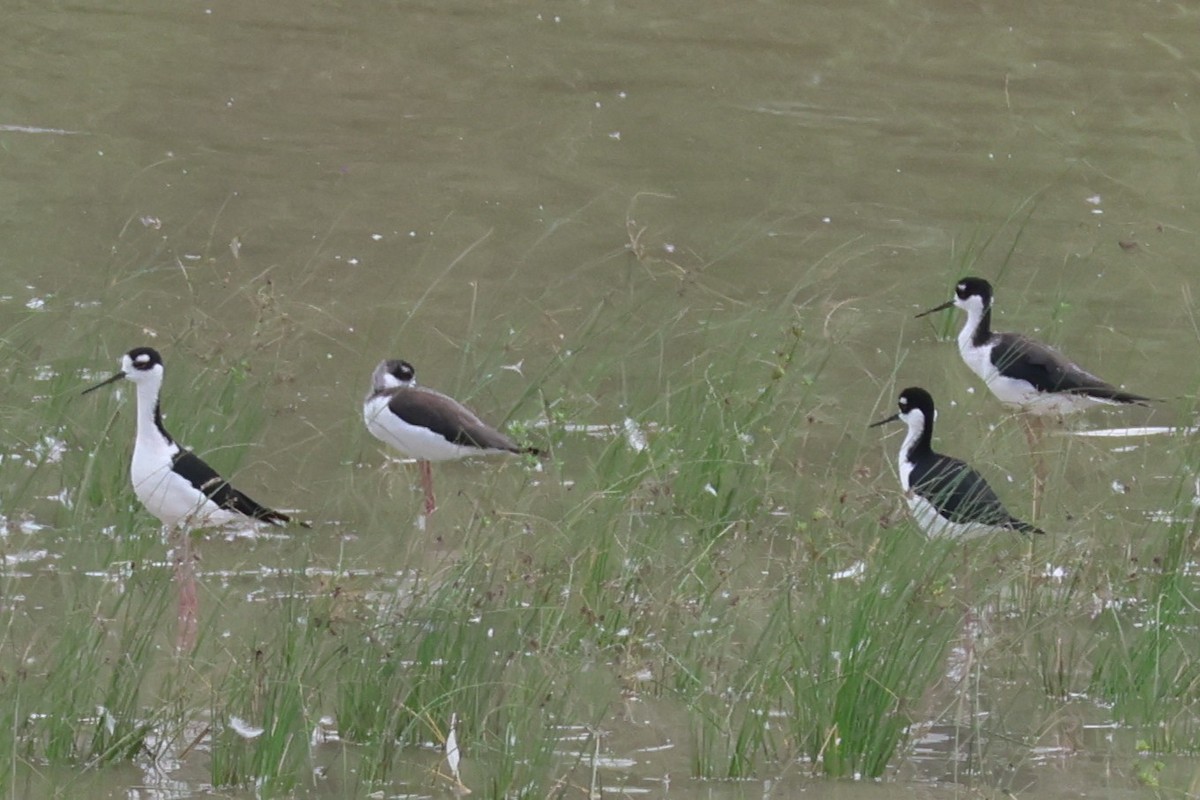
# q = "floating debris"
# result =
<box><xmin>623</xmin><ymin>418</ymin><xmax>648</xmax><ymax>452</ymax></box>
<box><xmin>228</xmin><ymin>716</ymin><xmax>264</xmax><ymax>740</ymax></box>
<box><xmin>1069</xmin><ymin>426</ymin><xmax>1197</xmax><ymax>438</ymax></box>
<box><xmin>0</xmin><ymin>124</ymin><xmax>82</xmax><ymax>135</ymax></box>
<box><xmin>446</xmin><ymin>712</ymin><xmax>469</xmax><ymax>794</ymax></box>
<box><xmin>831</xmin><ymin>561</ymin><xmax>866</xmax><ymax>581</ymax></box>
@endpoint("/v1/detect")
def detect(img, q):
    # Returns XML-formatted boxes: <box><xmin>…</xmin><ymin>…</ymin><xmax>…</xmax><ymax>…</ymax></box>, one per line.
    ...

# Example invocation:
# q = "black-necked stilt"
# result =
<box><xmin>83</xmin><ymin>347</ymin><xmax>295</xmax><ymax>530</ymax></box>
<box><xmin>363</xmin><ymin>359</ymin><xmax>540</xmax><ymax>515</ymax></box>
<box><xmin>871</xmin><ymin>387</ymin><xmax>1042</xmax><ymax>539</ymax></box>
<box><xmin>916</xmin><ymin>277</ymin><xmax>1152</xmax><ymax>415</ymax></box>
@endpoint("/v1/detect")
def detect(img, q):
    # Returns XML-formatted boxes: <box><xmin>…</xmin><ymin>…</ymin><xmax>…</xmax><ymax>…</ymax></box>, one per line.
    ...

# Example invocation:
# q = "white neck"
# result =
<box><xmin>898</xmin><ymin>413</ymin><xmax>924</xmax><ymax>463</ymax></box>
<box><xmin>896</xmin><ymin>410</ymin><xmax>927</xmax><ymax>491</ymax></box>
<box><xmin>956</xmin><ymin>301</ymin><xmax>986</xmax><ymax>352</ymax></box>
<box><xmin>133</xmin><ymin>376</ymin><xmax>174</xmax><ymax>454</ymax></box>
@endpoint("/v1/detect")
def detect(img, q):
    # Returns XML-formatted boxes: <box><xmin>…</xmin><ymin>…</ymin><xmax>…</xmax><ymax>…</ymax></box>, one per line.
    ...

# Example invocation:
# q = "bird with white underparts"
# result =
<box><xmin>871</xmin><ymin>386</ymin><xmax>1043</xmax><ymax>539</ymax></box>
<box><xmin>83</xmin><ymin>347</ymin><xmax>297</xmax><ymax>530</ymax></box>
<box><xmin>916</xmin><ymin>276</ymin><xmax>1154</xmax><ymax>519</ymax></box>
<box><xmin>916</xmin><ymin>277</ymin><xmax>1152</xmax><ymax>415</ymax></box>
<box><xmin>363</xmin><ymin>359</ymin><xmax>540</xmax><ymax>516</ymax></box>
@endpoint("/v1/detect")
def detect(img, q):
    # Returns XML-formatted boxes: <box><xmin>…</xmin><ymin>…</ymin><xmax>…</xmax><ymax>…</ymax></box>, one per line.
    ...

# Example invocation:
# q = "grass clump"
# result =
<box><xmin>1088</xmin><ymin>508</ymin><xmax>1200</xmax><ymax>751</ymax></box>
<box><xmin>685</xmin><ymin>531</ymin><xmax>961</xmax><ymax>780</ymax></box>
<box><xmin>12</xmin><ymin>214</ymin><xmax>1200</xmax><ymax>800</ymax></box>
<box><xmin>208</xmin><ymin>587</ymin><xmax>340</xmax><ymax>794</ymax></box>
<box><xmin>7</xmin><ymin>565</ymin><xmax>177</xmax><ymax>778</ymax></box>
<box><xmin>331</xmin><ymin>557</ymin><xmax>580</xmax><ymax>795</ymax></box>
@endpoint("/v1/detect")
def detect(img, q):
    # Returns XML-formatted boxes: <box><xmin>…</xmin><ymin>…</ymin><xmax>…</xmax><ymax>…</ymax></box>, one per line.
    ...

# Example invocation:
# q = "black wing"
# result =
<box><xmin>991</xmin><ymin>334</ymin><xmax>1151</xmax><ymax>404</ymax></box>
<box><xmin>911</xmin><ymin>455</ymin><xmax>1041</xmax><ymax>534</ymax></box>
<box><xmin>171</xmin><ymin>450</ymin><xmax>292</xmax><ymax>526</ymax></box>
<box><xmin>388</xmin><ymin>389</ymin><xmax>536</xmax><ymax>454</ymax></box>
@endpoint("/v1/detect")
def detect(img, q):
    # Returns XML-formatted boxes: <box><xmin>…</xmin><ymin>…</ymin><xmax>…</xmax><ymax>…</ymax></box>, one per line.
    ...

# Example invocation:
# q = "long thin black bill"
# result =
<box><xmin>915</xmin><ymin>300</ymin><xmax>955</xmax><ymax>319</ymax></box>
<box><xmin>82</xmin><ymin>372</ymin><xmax>125</xmax><ymax>395</ymax></box>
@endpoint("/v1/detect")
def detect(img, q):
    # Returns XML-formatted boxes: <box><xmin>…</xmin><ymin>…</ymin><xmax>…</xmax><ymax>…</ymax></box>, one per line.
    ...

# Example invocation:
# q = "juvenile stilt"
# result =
<box><xmin>363</xmin><ymin>359</ymin><xmax>540</xmax><ymax>517</ymax></box>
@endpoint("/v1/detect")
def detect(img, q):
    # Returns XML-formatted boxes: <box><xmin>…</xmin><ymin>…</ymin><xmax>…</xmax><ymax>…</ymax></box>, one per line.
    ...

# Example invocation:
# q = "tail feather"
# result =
<box><xmin>1007</xmin><ymin>518</ymin><xmax>1044</xmax><ymax>535</ymax></box>
<box><xmin>253</xmin><ymin>507</ymin><xmax>293</xmax><ymax>526</ymax></box>
<box><xmin>1069</xmin><ymin>386</ymin><xmax>1155</xmax><ymax>406</ymax></box>
<box><xmin>229</xmin><ymin>494</ymin><xmax>310</xmax><ymax>528</ymax></box>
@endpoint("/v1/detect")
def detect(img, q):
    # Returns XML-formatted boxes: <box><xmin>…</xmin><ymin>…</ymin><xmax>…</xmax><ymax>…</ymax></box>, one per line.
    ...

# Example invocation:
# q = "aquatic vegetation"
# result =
<box><xmin>0</xmin><ymin>231</ymin><xmax>1197</xmax><ymax>799</ymax></box>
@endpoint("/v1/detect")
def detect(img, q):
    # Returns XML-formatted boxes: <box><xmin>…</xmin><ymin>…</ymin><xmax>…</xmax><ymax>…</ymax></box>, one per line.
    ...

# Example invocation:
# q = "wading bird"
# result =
<box><xmin>84</xmin><ymin>347</ymin><xmax>295</xmax><ymax>530</ymax></box>
<box><xmin>871</xmin><ymin>386</ymin><xmax>1042</xmax><ymax>539</ymax></box>
<box><xmin>363</xmin><ymin>359</ymin><xmax>539</xmax><ymax>516</ymax></box>
<box><xmin>916</xmin><ymin>276</ymin><xmax>1152</xmax><ymax>517</ymax></box>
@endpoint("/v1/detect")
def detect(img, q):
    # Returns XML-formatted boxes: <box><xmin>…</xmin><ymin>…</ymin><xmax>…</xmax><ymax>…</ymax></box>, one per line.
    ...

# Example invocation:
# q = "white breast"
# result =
<box><xmin>363</xmin><ymin>395</ymin><xmax>486</xmax><ymax>462</ymax></box>
<box><xmin>904</xmin><ymin>493</ymin><xmax>998</xmax><ymax>540</ymax></box>
<box><xmin>130</xmin><ymin>439</ymin><xmax>239</xmax><ymax>529</ymax></box>
<box><xmin>899</xmin><ymin>455</ymin><xmax>979</xmax><ymax>538</ymax></box>
<box><xmin>958</xmin><ymin>333</ymin><xmax>997</xmax><ymax>384</ymax></box>
<box><xmin>959</xmin><ymin>337</ymin><xmax>1052</xmax><ymax>411</ymax></box>
<box><xmin>897</xmin><ymin>436</ymin><xmax>1003</xmax><ymax>540</ymax></box>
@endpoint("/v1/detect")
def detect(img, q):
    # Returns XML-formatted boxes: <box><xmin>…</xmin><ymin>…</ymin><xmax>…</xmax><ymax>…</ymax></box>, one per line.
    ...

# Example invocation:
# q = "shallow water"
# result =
<box><xmin>3</xmin><ymin>0</ymin><xmax>1200</xmax><ymax>797</ymax></box>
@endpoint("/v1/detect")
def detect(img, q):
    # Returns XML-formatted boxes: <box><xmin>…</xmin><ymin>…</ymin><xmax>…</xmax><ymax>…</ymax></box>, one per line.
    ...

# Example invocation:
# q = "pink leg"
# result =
<box><xmin>1019</xmin><ymin>414</ymin><xmax>1047</xmax><ymax>521</ymax></box>
<box><xmin>173</xmin><ymin>529</ymin><xmax>198</xmax><ymax>653</ymax></box>
<box><xmin>419</xmin><ymin>459</ymin><xmax>437</xmax><ymax>515</ymax></box>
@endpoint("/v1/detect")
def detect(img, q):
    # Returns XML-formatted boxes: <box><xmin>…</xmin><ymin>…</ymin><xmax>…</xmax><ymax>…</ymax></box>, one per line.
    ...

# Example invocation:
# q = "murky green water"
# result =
<box><xmin>4</xmin><ymin>0</ymin><xmax>1200</xmax><ymax>797</ymax></box>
